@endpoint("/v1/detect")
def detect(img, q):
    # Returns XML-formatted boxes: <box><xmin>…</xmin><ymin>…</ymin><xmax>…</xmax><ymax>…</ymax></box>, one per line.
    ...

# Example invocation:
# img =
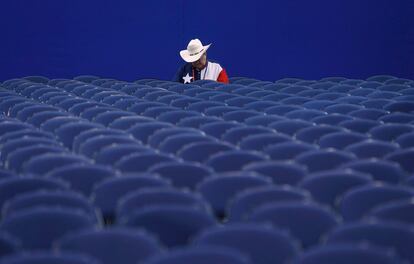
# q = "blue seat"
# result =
<box><xmin>349</xmin><ymin>109</ymin><xmax>388</xmax><ymax>120</ymax></box>
<box><xmin>280</xmin><ymin>96</ymin><xmax>311</xmax><ymax>105</ymax></box>
<box><xmin>0</xmin><ymin>207</ymin><xmax>95</xmax><ymax>250</ymax></box>
<box><xmin>295</xmin><ymin>125</ymin><xmax>344</xmax><ymax>144</ymax></box>
<box><xmin>194</xmin><ymin>224</ymin><xmax>299</xmax><ymax>264</ymax></box>
<box><xmin>302</xmin><ymin>100</ymin><xmax>334</xmax><ymax>110</ymax></box>
<box><xmin>6</xmin><ymin>145</ymin><xmax>66</xmax><ymax>172</ymax></box>
<box><xmin>57</xmin><ymin>228</ymin><xmax>161</xmax><ymax>264</ymax></box>
<box><xmin>148</xmin><ymin>127</ymin><xmax>204</xmax><ymax>148</ymax></box>
<box><xmin>117</xmin><ymin>187</ymin><xmax>209</xmax><ymax>220</ymax></box>
<box><xmin>295</xmin><ymin>244</ymin><xmax>400</xmax><ymax>264</ymax></box>
<box><xmin>324</xmin><ymin>104</ymin><xmax>363</xmax><ymax>114</ymax></box>
<box><xmin>56</xmin><ymin>122</ymin><xmax>103</xmax><ymax>149</ymax></box>
<box><xmin>232</xmin><ymin>87</ymin><xmax>262</xmax><ymax>96</ymax></box>
<box><xmin>157</xmin><ymin>110</ymin><xmax>200</xmax><ymax>124</ymax></box>
<box><xmin>369</xmin><ymin>124</ymin><xmax>413</xmax><ymax>141</ymax></box>
<box><xmin>148</xmin><ymin>161</ymin><xmax>213</xmax><ymax>189</ymax></box>
<box><xmin>0</xmin><ymin>252</ymin><xmax>100</xmax><ymax>264</ymax></box>
<box><xmin>115</xmin><ymin>152</ymin><xmax>177</xmax><ymax>173</ymax></box>
<box><xmin>228</xmin><ymin>185</ymin><xmax>310</xmax><ymax>222</ymax></box>
<box><xmin>120</xmin><ymin>205</ymin><xmax>216</xmax><ymax>247</ymax></box>
<box><xmin>244</xmin><ymin>115</ymin><xmax>285</xmax><ymax>127</ymax></box>
<box><xmin>369</xmin><ymin>199</ymin><xmax>414</xmax><ymax>225</ymax></box>
<box><xmin>379</xmin><ymin>112</ymin><xmax>414</xmax><ymax>124</ymax></box>
<box><xmin>108</xmin><ymin>116</ymin><xmax>153</xmax><ymax>130</ymax></box>
<box><xmin>396</xmin><ymin>132</ymin><xmax>414</xmax><ymax>148</ymax></box>
<box><xmin>384</xmin><ymin>101</ymin><xmax>414</xmax><ymax>113</ymax></box>
<box><xmin>222</xmin><ymin>110</ymin><xmax>262</xmax><ymax>122</ymax></box>
<box><xmin>92</xmin><ymin>174</ymin><xmax>170</xmax><ymax>222</ymax></box>
<box><xmin>326</xmin><ymin>221</ymin><xmax>414</xmax><ymax>263</ymax></box>
<box><xmin>177</xmin><ymin>116</ymin><xmax>221</xmax><ymax>128</ymax></box>
<box><xmin>46</xmin><ymin>163</ymin><xmax>117</xmax><ymax>196</ymax></box>
<box><xmin>41</xmin><ymin>116</ymin><xmax>84</xmax><ymax>132</ymax></box>
<box><xmin>318</xmin><ymin>131</ymin><xmax>368</xmax><ymax>149</ymax></box>
<box><xmin>93</xmin><ymin>111</ymin><xmax>135</xmax><ymax>126</ymax></box>
<box><xmin>206</xmin><ymin>150</ymin><xmax>268</xmax><ymax>172</ymax></box>
<box><xmin>0</xmin><ymin>121</ymin><xmax>33</xmax><ymax>137</ymax></box>
<box><xmin>204</xmin><ymin>106</ymin><xmax>241</xmax><ymax>117</ymax></box>
<box><xmin>145</xmin><ymin>245</ymin><xmax>250</xmax><ymax>264</ymax></box>
<box><xmin>279</xmin><ymin>85</ymin><xmax>310</xmax><ymax>94</ymax></box>
<box><xmin>299</xmin><ymin>170</ymin><xmax>372</xmax><ymax>207</ymax></box>
<box><xmin>367</xmin><ymin>75</ymin><xmax>397</xmax><ymax>82</ymax></box>
<box><xmin>186</xmin><ymin>101</ymin><xmax>225</xmax><ymax>112</ymax></box>
<box><xmin>3</xmin><ymin>190</ymin><xmax>96</xmax><ymax>221</ymax></box>
<box><xmin>284</xmin><ymin>109</ymin><xmax>327</xmax><ymax>120</ymax></box>
<box><xmin>367</xmin><ymin>91</ymin><xmax>401</xmax><ymax>99</ymax></box>
<box><xmin>57</xmin><ymin>98</ymin><xmax>90</xmax><ymax>110</ymax></box>
<box><xmin>225</xmin><ymin>97</ymin><xmax>258</xmax><ymax>107</ymax></box>
<box><xmin>340</xmin><ymin>159</ymin><xmax>407</xmax><ymax>184</ymax></box>
<box><xmin>80</xmin><ymin>107</ymin><xmax>118</xmax><ymax>121</ymax></box>
<box><xmin>262</xmin><ymin>93</ymin><xmax>292</xmax><ymax>101</ymax></box>
<box><xmin>196</xmin><ymin>172</ymin><xmax>271</xmax><ymax>218</ymax></box>
<box><xmin>311</xmin><ymin>114</ymin><xmax>353</xmax><ymax>125</ymax></box>
<box><xmin>23</xmin><ymin>153</ymin><xmax>90</xmax><ymax>175</ymax></box>
<box><xmin>182</xmin><ymin>88</ymin><xmax>211</xmax><ymax>97</ymax></box>
<box><xmin>269</xmin><ymin>120</ymin><xmax>314</xmax><ymax>136</ymax></box>
<box><xmin>244</xmin><ymin>101</ymin><xmax>278</xmax><ymax>111</ymax></box>
<box><xmin>0</xmin><ymin>232</ymin><xmax>19</xmax><ymax>259</ymax></box>
<box><xmin>78</xmin><ymin>135</ymin><xmax>139</xmax><ymax>158</ymax></box>
<box><xmin>340</xmin><ymin>183</ymin><xmax>414</xmax><ymax>221</ymax></box>
<box><xmin>361</xmin><ymin>99</ymin><xmax>393</xmax><ymax>109</ymax></box>
<box><xmin>95</xmin><ymin>144</ymin><xmax>152</xmax><ymax>165</ymax></box>
<box><xmin>72</xmin><ymin>128</ymin><xmax>124</xmax><ymax>153</ymax></box>
<box><xmin>295</xmin><ymin>149</ymin><xmax>356</xmax><ymax>172</ymax></box>
<box><xmin>128</xmin><ymin>102</ymin><xmax>165</xmax><ymax>114</ymax></box>
<box><xmin>178</xmin><ymin>141</ymin><xmax>235</xmax><ymax>163</ymax></box>
<box><xmin>159</xmin><ymin>134</ymin><xmax>215</xmax><ymax>154</ymax></box>
<box><xmin>328</xmin><ymin>84</ymin><xmax>356</xmax><ymax>93</ymax></box>
<box><xmin>263</xmin><ymin>141</ymin><xmax>318</xmax><ymax>160</ymax></box>
<box><xmin>9</xmin><ymin>102</ymin><xmax>38</xmax><ymax>117</ymax></box>
<box><xmin>67</xmin><ymin>102</ymin><xmax>103</xmax><ymax>116</ymax></box>
<box><xmin>171</xmin><ymin>97</ymin><xmax>202</xmax><ymax>108</ymax></box>
<box><xmin>16</xmin><ymin>106</ymin><xmax>60</xmax><ymax>122</ymax></box>
<box><xmin>196</xmin><ymin>91</ymin><xmax>223</xmax><ymax>100</ymax></box>
<box><xmin>320</xmin><ymin>77</ymin><xmax>347</xmax><ymax>83</ymax></box>
<box><xmin>249</xmin><ymin>201</ymin><xmax>338</xmax><ymax>248</ymax></box>
<box><xmin>74</xmin><ymin>75</ymin><xmax>100</xmax><ymax>83</ymax></box>
<box><xmin>127</xmin><ymin>122</ymin><xmax>172</xmax><ymax>143</ymax></box>
<box><xmin>264</xmin><ymin>105</ymin><xmax>303</xmax><ymax>115</ymax></box>
<box><xmin>313</xmin><ymin>92</ymin><xmax>347</xmax><ymax>101</ymax></box>
<box><xmin>200</xmin><ymin>121</ymin><xmax>244</xmax><ymax>139</ymax></box>
<box><xmin>339</xmin><ymin>119</ymin><xmax>381</xmax><ymax>133</ymax></box>
<box><xmin>221</xmin><ymin>127</ymin><xmax>274</xmax><ymax>144</ymax></box>
<box><xmin>239</xmin><ymin>133</ymin><xmax>292</xmax><ymax>151</ymax></box>
<box><xmin>243</xmin><ymin>161</ymin><xmax>307</xmax><ymax>185</ymax></box>
<box><xmin>386</xmin><ymin>148</ymin><xmax>414</xmax><ymax>173</ymax></box>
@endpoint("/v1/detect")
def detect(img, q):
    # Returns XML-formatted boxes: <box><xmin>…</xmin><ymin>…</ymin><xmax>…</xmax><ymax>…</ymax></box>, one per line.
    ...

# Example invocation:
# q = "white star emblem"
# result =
<box><xmin>183</xmin><ymin>73</ymin><xmax>193</xmax><ymax>84</ymax></box>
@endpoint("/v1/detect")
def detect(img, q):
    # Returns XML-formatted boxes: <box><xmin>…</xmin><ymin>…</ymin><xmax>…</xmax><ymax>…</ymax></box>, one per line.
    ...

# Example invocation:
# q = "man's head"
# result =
<box><xmin>180</xmin><ymin>38</ymin><xmax>211</xmax><ymax>66</ymax></box>
<box><xmin>191</xmin><ymin>52</ymin><xmax>207</xmax><ymax>70</ymax></box>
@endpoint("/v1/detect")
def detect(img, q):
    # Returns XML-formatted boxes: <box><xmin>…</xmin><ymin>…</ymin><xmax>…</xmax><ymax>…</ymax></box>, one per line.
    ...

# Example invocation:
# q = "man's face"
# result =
<box><xmin>192</xmin><ymin>52</ymin><xmax>207</xmax><ymax>70</ymax></box>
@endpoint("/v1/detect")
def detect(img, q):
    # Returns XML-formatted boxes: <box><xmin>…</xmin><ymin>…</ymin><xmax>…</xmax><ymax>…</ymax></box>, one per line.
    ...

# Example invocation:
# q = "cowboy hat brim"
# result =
<box><xmin>179</xmin><ymin>43</ymin><xmax>211</xmax><ymax>63</ymax></box>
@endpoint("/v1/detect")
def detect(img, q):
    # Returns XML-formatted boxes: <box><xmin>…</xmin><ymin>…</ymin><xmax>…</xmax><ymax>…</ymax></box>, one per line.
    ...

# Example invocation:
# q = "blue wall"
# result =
<box><xmin>1</xmin><ymin>0</ymin><xmax>413</xmax><ymax>81</ymax></box>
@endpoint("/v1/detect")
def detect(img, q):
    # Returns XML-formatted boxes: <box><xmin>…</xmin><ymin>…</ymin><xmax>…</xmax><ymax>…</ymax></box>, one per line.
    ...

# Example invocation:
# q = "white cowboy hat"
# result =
<box><xmin>180</xmin><ymin>39</ymin><xmax>211</xmax><ymax>63</ymax></box>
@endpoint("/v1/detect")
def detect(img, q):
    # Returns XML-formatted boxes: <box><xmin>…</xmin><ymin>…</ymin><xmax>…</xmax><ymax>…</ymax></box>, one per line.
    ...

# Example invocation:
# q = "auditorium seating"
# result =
<box><xmin>0</xmin><ymin>75</ymin><xmax>414</xmax><ymax>263</ymax></box>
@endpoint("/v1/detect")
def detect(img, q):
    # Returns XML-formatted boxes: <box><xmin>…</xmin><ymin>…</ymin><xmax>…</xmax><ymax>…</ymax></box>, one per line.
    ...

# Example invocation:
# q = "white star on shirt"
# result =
<box><xmin>183</xmin><ymin>73</ymin><xmax>193</xmax><ymax>84</ymax></box>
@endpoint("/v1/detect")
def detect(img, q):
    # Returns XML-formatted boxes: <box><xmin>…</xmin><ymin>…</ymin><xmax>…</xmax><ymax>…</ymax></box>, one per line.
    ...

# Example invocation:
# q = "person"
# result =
<box><xmin>173</xmin><ymin>38</ymin><xmax>229</xmax><ymax>84</ymax></box>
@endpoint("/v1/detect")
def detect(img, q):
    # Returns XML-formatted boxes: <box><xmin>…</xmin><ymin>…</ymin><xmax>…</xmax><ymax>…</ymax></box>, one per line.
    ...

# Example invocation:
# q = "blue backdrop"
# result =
<box><xmin>1</xmin><ymin>0</ymin><xmax>413</xmax><ymax>81</ymax></box>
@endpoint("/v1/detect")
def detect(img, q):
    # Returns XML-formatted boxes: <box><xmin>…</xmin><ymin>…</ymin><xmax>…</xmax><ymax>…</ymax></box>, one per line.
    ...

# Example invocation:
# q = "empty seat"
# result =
<box><xmin>369</xmin><ymin>124</ymin><xmax>413</xmax><ymax>141</ymax></box>
<box><xmin>243</xmin><ymin>161</ymin><xmax>307</xmax><ymax>185</ymax></box>
<box><xmin>0</xmin><ymin>251</ymin><xmax>100</xmax><ymax>264</ymax></box>
<box><xmin>108</xmin><ymin>116</ymin><xmax>153</xmax><ymax>130</ymax></box>
<box><xmin>318</xmin><ymin>131</ymin><xmax>368</xmax><ymax>149</ymax></box>
<box><xmin>264</xmin><ymin>141</ymin><xmax>318</xmax><ymax>160</ymax></box>
<box><xmin>46</xmin><ymin>163</ymin><xmax>117</xmax><ymax>196</ymax></box>
<box><xmin>22</xmin><ymin>153</ymin><xmax>89</xmax><ymax>175</ymax></box>
<box><xmin>244</xmin><ymin>115</ymin><xmax>285</xmax><ymax>127</ymax></box>
<box><xmin>177</xmin><ymin>116</ymin><xmax>221</xmax><ymax>128</ymax></box>
<box><xmin>120</xmin><ymin>205</ymin><xmax>216</xmax><ymax>247</ymax></box>
<box><xmin>239</xmin><ymin>133</ymin><xmax>292</xmax><ymax>151</ymax></box>
<box><xmin>295</xmin><ymin>244</ymin><xmax>400</xmax><ymax>264</ymax></box>
<box><xmin>115</xmin><ymin>152</ymin><xmax>177</xmax><ymax>173</ymax></box>
<box><xmin>383</xmin><ymin>101</ymin><xmax>414</xmax><ymax>113</ymax></box>
<box><xmin>349</xmin><ymin>109</ymin><xmax>388</xmax><ymax>120</ymax></box>
<box><xmin>340</xmin><ymin>183</ymin><xmax>414</xmax><ymax>221</ymax></box>
<box><xmin>339</xmin><ymin>119</ymin><xmax>381</xmax><ymax>133</ymax></box>
<box><xmin>264</xmin><ymin>105</ymin><xmax>303</xmax><ymax>115</ymax></box>
<box><xmin>194</xmin><ymin>224</ymin><xmax>299</xmax><ymax>264</ymax></box>
<box><xmin>1</xmin><ymin>137</ymin><xmax>61</xmax><ymax>163</ymax></box>
<box><xmin>117</xmin><ymin>187</ymin><xmax>208</xmax><ymax>220</ymax></box>
<box><xmin>295</xmin><ymin>125</ymin><xmax>344</xmax><ymax>144</ymax></box>
<box><xmin>41</xmin><ymin>116</ymin><xmax>84</xmax><ymax>132</ymax></box>
<box><xmin>178</xmin><ymin>141</ymin><xmax>235</xmax><ymax>163</ymax></box>
<box><xmin>222</xmin><ymin>110</ymin><xmax>262</xmax><ymax>122</ymax></box>
<box><xmin>144</xmin><ymin>246</ymin><xmax>250</xmax><ymax>264</ymax></box>
<box><xmin>269</xmin><ymin>120</ymin><xmax>314</xmax><ymax>136</ymax></box>
<box><xmin>345</xmin><ymin>140</ymin><xmax>399</xmax><ymax>158</ymax></box>
<box><xmin>72</xmin><ymin>128</ymin><xmax>124</xmax><ymax>153</ymax></box>
<box><xmin>369</xmin><ymin>199</ymin><xmax>414</xmax><ymax>225</ymax></box>
<box><xmin>57</xmin><ymin>228</ymin><xmax>161</xmax><ymax>264</ymax></box>
<box><xmin>127</xmin><ymin>122</ymin><xmax>172</xmax><ymax>144</ymax></box>
<box><xmin>148</xmin><ymin>127</ymin><xmax>204</xmax><ymax>148</ymax></box>
<box><xmin>295</xmin><ymin>149</ymin><xmax>356</xmax><ymax>172</ymax></box>
<box><xmin>0</xmin><ymin>208</ymin><xmax>95</xmax><ymax>250</ymax></box>
<box><xmin>93</xmin><ymin>111</ymin><xmax>135</xmax><ymax>126</ymax></box>
<box><xmin>326</xmin><ymin>221</ymin><xmax>414</xmax><ymax>263</ymax></box>
<box><xmin>200</xmin><ymin>121</ymin><xmax>244</xmax><ymax>139</ymax></box>
<box><xmin>148</xmin><ymin>161</ymin><xmax>213</xmax><ymax>189</ymax></box>
<box><xmin>206</xmin><ymin>150</ymin><xmax>268</xmax><ymax>172</ymax></box>
<box><xmin>196</xmin><ymin>172</ymin><xmax>271</xmax><ymax>218</ymax></box>
<box><xmin>324</xmin><ymin>104</ymin><xmax>363</xmax><ymax>114</ymax></box>
<box><xmin>92</xmin><ymin>174</ymin><xmax>170</xmax><ymax>222</ymax></box>
<box><xmin>204</xmin><ymin>106</ymin><xmax>241</xmax><ymax>117</ymax></box>
<box><xmin>55</xmin><ymin>122</ymin><xmax>103</xmax><ymax>149</ymax></box>
<box><xmin>340</xmin><ymin>159</ymin><xmax>407</xmax><ymax>184</ymax></box>
<box><xmin>249</xmin><ymin>201</ymin><xmax>338</xmax><ymax>248</ymax></box>
<box><xmin>78</xmin><ymin>135</ymin><xmax>139</xmax><ymax>158</ymax></box>
<box><xmin>157</xmin><ymin>110</ymin><xmax>200</xmax><ymax>124</ymax></box>
<box><xmin>95</xmin><ymin>144</ymin><xmax>152</xmax><ymax>165</ymax></box>
<box><xmin>0</xmin><ymin>232</ymin><xmax>19</xmax><ymax>259</ymax></box>
<box><xmin>361</xmin><ymin>99</ymin><xmax>393</xmax><ymax>109</ymax></box>
<box><xmin>221</xmin><ymin>127</ymin><xmax>275</xmax><ymax>145</ymax></box>
<box><xmin>159</xmin><ymin>134</ymin><xmax>215</xmax><ymax>154</ymax></box>
<box><xmin>299</xmin><ymin>170</ymin><xmax>372</xmax><ymax>208</ymax></box>
<box><xmin>284</xmin><ymin>109</ymin><xmax>327</xmax><ymax>120</ymax></box>
<box><xmin>311</xmin><ymin>114</ymin><xmax>353</xmax><ymax>125</ymax></box>
<box><xmin>228</xmin><ymin>185</ymin><xmax>310</xmax><ymax>222</ymax></box>
<box><xmin>379</xmin><ymin>112</ymin><xmax>414</xmax><ymax>124</ymax></box>
<box><xmin>385</xmin><ymin>148</ymin><xmax>414</xmax><ymax>173</ymax></box>
<box><xmin>396</xmin><ymin>132</ymin><xmax>414</xmax><ymax>148</ymax></box>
